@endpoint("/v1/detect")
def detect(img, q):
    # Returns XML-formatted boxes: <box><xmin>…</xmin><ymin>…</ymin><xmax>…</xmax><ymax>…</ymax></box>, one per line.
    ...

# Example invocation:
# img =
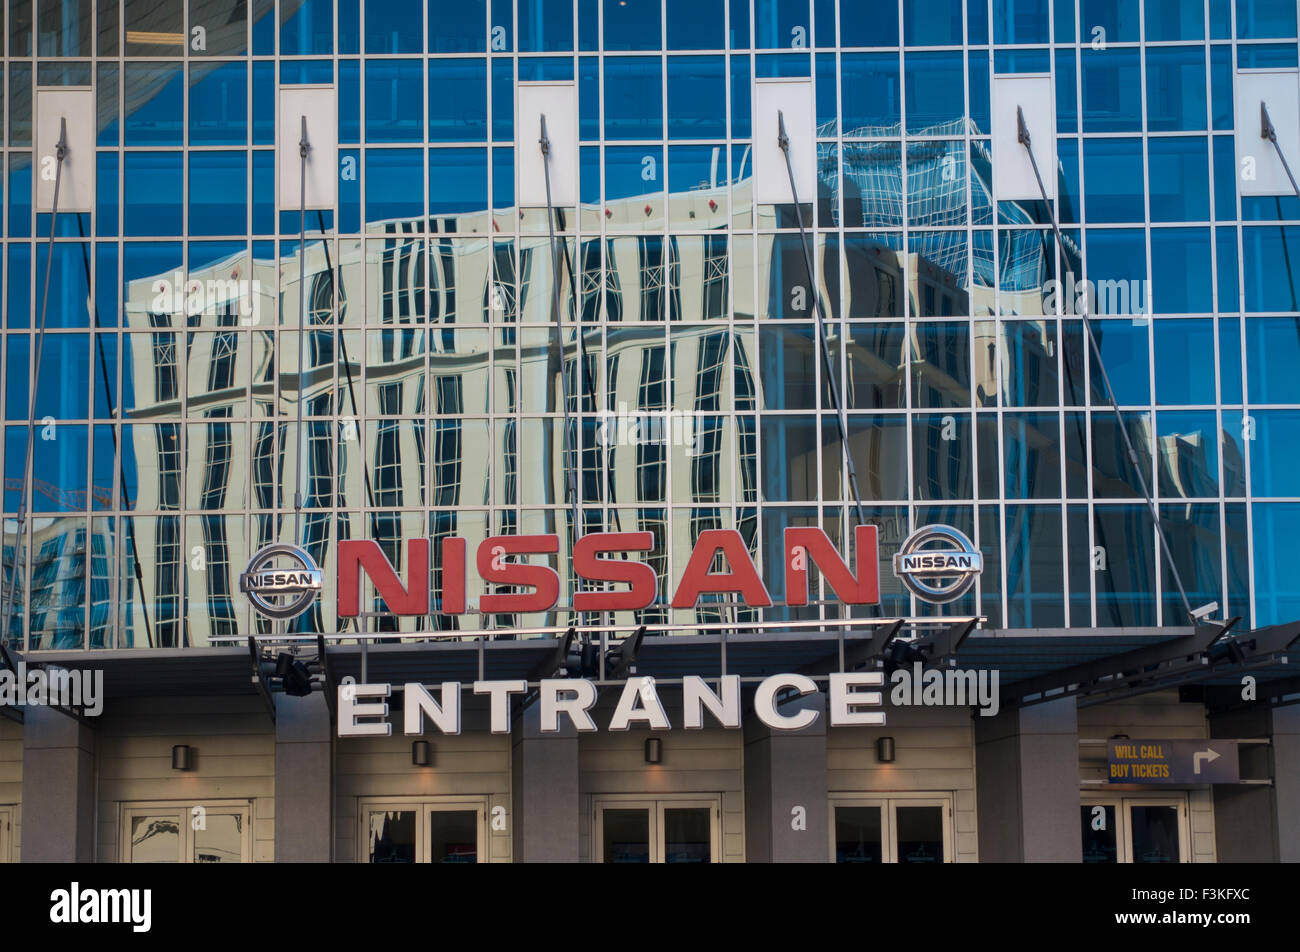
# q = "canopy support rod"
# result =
<box><xmin>539</xmin><ymin>115</ymin><xmax>583</xmax><ymax>545</ymax></box>
<box><xmin>776</xmin><ymin>111</ymin><xmax>866</xmax><ymax>528</ymax></box>
<box><xmin>1261</xmin><ymin>102</ymin><xmax>1300</xmax><ymax>197</ymax></box>
<box><xmin>2</xmin><ymin>119</ymin><xmax>68</xmax><ymax>649</ymax></box>
<box><xmin>1016</xmin><ymin>105</ymin><xmax>1192</xmax><ymax>621</ymax></box>
<box><xmin>293</xmin><ymin>116</ymin><xmax>310</xmax><ymax>545</ymax></box>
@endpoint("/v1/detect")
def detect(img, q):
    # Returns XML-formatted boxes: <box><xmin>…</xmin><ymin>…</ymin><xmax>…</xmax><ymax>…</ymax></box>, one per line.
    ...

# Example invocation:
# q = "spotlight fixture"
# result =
<box><xmin>876</xmin><ymin>737</ymin><xmax>895</xmax><ymax>763</ymax></box>
<box><xmin>411</xmin><ymin>740</ymin><xmax>433</xmax><ymax>767</ymax></box>
<box><xmin>171</xmin><ymin>745</ymin><xmax>195</xmax><ymax>771</ymax></box>
<box><xmin>644</xmin><ymin>737</ymin><xmax>662</xmax><ymax>764</ymax></box>
<box><xmin>274</xmin><ymin>651</ymin><xmax>315</xmax><ymax>697</ymax></box>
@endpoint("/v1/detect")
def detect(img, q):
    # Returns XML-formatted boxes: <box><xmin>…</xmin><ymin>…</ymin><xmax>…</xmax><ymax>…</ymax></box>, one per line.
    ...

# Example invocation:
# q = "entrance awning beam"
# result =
<box><xmin>1004</xmin><ymin>620</ymin><xmax>1234</xmax><ymax>708</ymax></box>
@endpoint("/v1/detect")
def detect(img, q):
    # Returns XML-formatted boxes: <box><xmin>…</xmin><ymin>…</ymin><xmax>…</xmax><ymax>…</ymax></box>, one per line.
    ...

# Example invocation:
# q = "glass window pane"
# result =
<box><xmin>1084</xmin><ymin>139</ymin><xmax>1145</xmax><ymax>223</ymax></box>
<box><xmin>129</xmin><ymin>814</ymin><xmax>182</xmax><ymax>863</ymax></box>
<box><xmin>603</xmin><ymin>808</ymin><xmax>650</xmax><ymax>863</ymax></box>
<box><xmin>429</xmin><ymin>810</ymin><xmax>478</xmax><ymax>863</ymax></box>
<box><xmin>366</xmin><ymin>0</ymin><xmax>422</xmax><ymax>53</ymax></box>
<box><xmin>368</xmin><ymin>810</ymin><xmax>416</xmax><ymax>863</ymax></box>
<box><xmin>1081</xmin><ymin>48</ymin><xmax>1141</xmax><ymax>132</ymax></box>
<box><xmin>604</xmin><ymin>57</ymin><xmax>663</xmax><ymax>140</ymax></box>
<box><xmin>1005</xmin><ymin>505</ymin><xmax>1065</xmax><ymax>627</ymax></box>
<box><xmin>604</xmin><ymin>0</ymin><xmax>660</xmax><ymax>50</ymax></box>
<box><xmin>662</xmin><ymin>808</ymin><xmax>711</xmax><ymax>863</ymax></box>
<box><xmin>1129</xmin><ymin>805</ymin><xmax>1181</xmax><ymax>863</ymax></box>
<box><xmin>896</xmin><ymin>806</ymin><xmax>944</xmax><ymax>863</ymax></box>
<box><xmin>1147</xmin><ymin>137</ymin><xmax>1210</xmax><ymax>223</ymax></box>
<box><xmin>193</xmin><ymin>812</ymin><xmax>243</xmax><ymax>863</ymax></box>
<box><xmin>1081</xmin><ymin>805</ymin><xmax>1119</xmax><ymax>862</ymax></box>
<box><xmin>1145</xmin><ymin>46</ymin><xmax>1206</xmax><ymax>132</ymax></box>
<box><xmin>903</xmin><ymin>0</ymin><xmax>963</xmax><ymax>45</ymax></box>
<box><xmin>667</xmin><ymin>56</ymin><xmax>726</xmax><ymax>140</ymax></box>
<box><xmin>1151</xmin><ymin>228</ymin><xmax>1211</xmax><ymax>314</ymax></box>
<box><xmin>835</xmin><ymin>806</ymin><xmax>883</xmax><ymax>863</ymax></box>
<box><xmin>842</xmin><ymin>54</ymin><xmax>900</xmax><ymax>131</ymax></box>
<box><xmin>667</xmin><ymin>0</ymin><xmax>724</xmax><ymax>50</ymax></box>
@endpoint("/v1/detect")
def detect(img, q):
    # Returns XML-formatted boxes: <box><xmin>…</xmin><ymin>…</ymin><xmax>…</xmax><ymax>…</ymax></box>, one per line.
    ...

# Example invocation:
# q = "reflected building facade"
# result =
<box><xmin>1</xmin><ymin>0</ymin><xmax>1286</xmax><ymax>649</ymax></box>
<box><xmin>3</xmin><ymin>0</ymin><xmax>1300</xmax><ymax>869</ymax></box>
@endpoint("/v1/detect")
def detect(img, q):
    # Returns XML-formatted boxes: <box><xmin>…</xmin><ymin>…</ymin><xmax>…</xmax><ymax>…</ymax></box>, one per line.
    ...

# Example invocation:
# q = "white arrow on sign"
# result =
<box><xmin>1193</xmin><ymin>749</ymin><xmax>1221</xmax><ymax>774</ymax></box>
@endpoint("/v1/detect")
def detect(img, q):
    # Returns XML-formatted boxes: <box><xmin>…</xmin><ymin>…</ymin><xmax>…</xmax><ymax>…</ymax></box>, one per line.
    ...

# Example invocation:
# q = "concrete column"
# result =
<box><xmin>274</xmin><ymin>692</ymin><xmax>332</xmax><ymax>863</ymax></box>
<box><xmin>974</xmin><ymin>696</ymin><xmax>1081</xmax><ymax>862</ymax></box>
<box><xmin>743</xmin><ymin>691</ymin><xmax>828</xmax><ymax>863</ymax></box>
<box><xmin>1210</xmin><ymin>702</ymin><xmax>1300</xmax><ymax>862</ymax></box>
<box><xmin>21</xmin><ymin>705</ymin><xmax>95</xmax><ymax>862</ymax></box>
<box><xmin>511</xmin><ymin>698</ymin><xmax>580</xmax><ymax>862</ymax></box>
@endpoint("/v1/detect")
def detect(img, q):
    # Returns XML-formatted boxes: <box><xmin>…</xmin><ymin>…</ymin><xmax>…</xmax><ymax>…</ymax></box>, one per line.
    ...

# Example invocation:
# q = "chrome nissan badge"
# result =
<box><xmin>239</xmin><ymin>544</ymin><xmax>323</xmax><ymax>620</ymax></box>
<box><xmin>893</xmin><ymin>525</ymin><xmax>983</xmax><ymax>604</ymax></box>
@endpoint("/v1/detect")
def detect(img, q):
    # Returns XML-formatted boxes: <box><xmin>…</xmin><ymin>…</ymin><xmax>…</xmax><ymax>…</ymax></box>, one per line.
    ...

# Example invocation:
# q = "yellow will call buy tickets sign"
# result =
<box><xmin>1107</xmin><ymin>739</ymin><xmax>1240</xmax><ymax>784</ymax></box>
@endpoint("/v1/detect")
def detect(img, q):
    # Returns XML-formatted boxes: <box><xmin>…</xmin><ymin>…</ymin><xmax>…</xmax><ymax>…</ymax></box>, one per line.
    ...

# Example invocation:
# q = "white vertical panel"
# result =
<box><xmin>278</xmin><ymin>85</ymin><xmax>338</xmax><ymax>209</ymax></box>
<box><xmin>752</xmin><ymin>78</ymin><xmax>816</xmax><ymax>205</ymax></box>
<box><xmin>991</xmin><ymin>74</ymin><xmax>1057</xmax><ymax>202</ymax></box>
<box><xmin>517</xmin><ymin>82</ymin><xmax>578</xmax><ymax>206</ymax></box>
<box><xmin>34</xmin><ymin>88</ymin><xmax>96</xmax><ymax>212</ymax></box>
<box><xmin>1234</xmin><ymin>69</ymin><xmax>1300</xmax><ymax>196</ymax></box>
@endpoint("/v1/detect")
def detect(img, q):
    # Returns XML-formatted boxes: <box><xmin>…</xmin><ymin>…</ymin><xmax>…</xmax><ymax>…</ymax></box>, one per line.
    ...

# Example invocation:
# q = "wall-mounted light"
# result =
<box><xmin>644</xmin><ymin>737</ymin><xmax>662</xmax><ymax>765</ymax></box>
<box><xmin>876</xmin><ymin>737</ymin><xmax>895</xmax><ymax>764</ymax></box>
<box><xmin>171</xmin><ymin>745</ymin><xmax>195</xmax><ymax>771</ymax></box>
<box><xmin>411</xmin><ymin>740</ymin><xmax>433</xmax><ymax>767</ymax></box>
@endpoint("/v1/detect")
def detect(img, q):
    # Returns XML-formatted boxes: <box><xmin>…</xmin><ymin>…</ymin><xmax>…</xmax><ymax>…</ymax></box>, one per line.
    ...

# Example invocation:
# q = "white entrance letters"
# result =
<box><xmin>682</xmin><ymin>675</ymin><xmax>741</xmax><ymax>729</ymax></box>
<box><xmin>337</xmin><ymin>672</ymin><xmax>889</xmax><ymax>737</ymax></box>
<box><xmin>472</xmin><ymin>679</ymin><xmax>528</xmax><ymax>733</ymax></box>
<box><xmin>753</xmin><ymin>674</ymin><xmax>820</xmax><ymax>731</ymax></box>
<box><xmin>539</xmin><ymin>679</ymin><xmax>599</xmax><ymax>733</ymax></box>
<box><xmin>404</xmin><ymin>682</ymin><xmax>462</xmax><ymax>736</ymax></box>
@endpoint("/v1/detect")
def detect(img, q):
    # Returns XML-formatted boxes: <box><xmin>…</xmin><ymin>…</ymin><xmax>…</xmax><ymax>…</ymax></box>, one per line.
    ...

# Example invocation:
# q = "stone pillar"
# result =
<box><xmin>743</xmin><ymin>692</ymin><xmax>829</xmax><ymax>863</ymax></box>
<box><xmin>21</xmin><ymin>705</ymin><xmax>95</xmax><ymax>862</ymax></box>
<box><xmin>511</xmin><ymin>698</ymin><xmax>580</xmax><ymax>862</ymax></box>
<box><xmin>974</xmin><ymin>696</ymin><xmax>1081</xmax><ymax>862</ymax></box>
<box><xmin>274</xmin><ymin>692</ymin><xmax>332</xmax><ymax>862</ymax></box>
<box><xmin>1210</xmin><ymin>702</ymin><xmax>1300</xmax><ymax>862</ymax></box>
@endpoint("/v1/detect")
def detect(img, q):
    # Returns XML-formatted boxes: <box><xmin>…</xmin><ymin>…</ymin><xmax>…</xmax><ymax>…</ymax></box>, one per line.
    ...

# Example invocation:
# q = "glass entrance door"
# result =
<box><xmin>1080</xmin><ymin>796</ymin><xmax>1189</xmax><ymax>863</ymax></box>
<box><xmin>595</xmin><ymin>798</ymin><xmax>720</xmax><ymax>863</ymax></box>
<box><xmin>832</xmin><ymin>796</ymin><xmax>952</xmax><ymax>863</ymax></box>
<box><xmin>119</xmin><ymin>802</ymin><xmax>251</xmax><ymax>863</ymax></box>
<box><xmin>0</xmin><ymin>806</ymin><xmax>11</xmax><ymax>863</ymax></box>
<box><xmin>361</xmin><ymin>798</ymin><xmax>487</xmax><ymax>863</ymax></box>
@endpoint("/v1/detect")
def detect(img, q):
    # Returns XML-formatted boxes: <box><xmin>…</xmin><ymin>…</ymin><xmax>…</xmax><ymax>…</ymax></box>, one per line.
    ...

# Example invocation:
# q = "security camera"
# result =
<box><xmin>1189</xmin><ymin>602</ymin><xmax>1220</xmax><ymax>622</ymax></box>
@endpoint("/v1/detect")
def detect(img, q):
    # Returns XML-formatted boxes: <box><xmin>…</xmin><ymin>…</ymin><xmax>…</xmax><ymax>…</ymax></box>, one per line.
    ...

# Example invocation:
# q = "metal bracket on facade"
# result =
<box><xmin>530</xmin><ymin>627</ymin><xmax>577</xmax><ymax>681</ymax></box>
<box><xmin>925</xmin><ymin>619</ymin><xmax>979</xmax><ymax>667</ymax></box>
<box><xmin>248</xmin><ymin>635</ymin><xmax>277</xmax><ymax>723</ymax></box>
<box><xmin>605</xmin><ymin>626</ymin><xmax>647</xmax><ymax>679</ymax></box>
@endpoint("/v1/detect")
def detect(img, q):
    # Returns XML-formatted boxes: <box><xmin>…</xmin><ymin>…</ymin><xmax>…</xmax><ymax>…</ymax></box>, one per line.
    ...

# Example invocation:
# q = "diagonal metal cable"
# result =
<box><xmin>1015</xmin><ymin>105</ymin><xmax>1192</xmax><ymax>620</ymax></box>
<box><xmin>539</xmin><ymin>115</ymin><xmax>583</xmax><ymax>541</ymax></box>
<box><xmin>76</xmin><ymin>215</ymin><xmax>153</xmax><ymax>647</ymax></box>
<box><xmin>776</xmin><ymin>111</ymin><xmax>867</xmax><ymax>528</ymax></box>
<box><xmin>2</xmin><ymin>119</ymin><xmax>68</xmax><ymax>648</ymax></box>
<box><xmin>316</xmin><ymin>209</ymin><xmax>375</xmax><ymax>635</ymax></box>
<box><xmin>293</xmin><ymin>116</ymin><xmax>310</xmax><ymax>544</ymax></box>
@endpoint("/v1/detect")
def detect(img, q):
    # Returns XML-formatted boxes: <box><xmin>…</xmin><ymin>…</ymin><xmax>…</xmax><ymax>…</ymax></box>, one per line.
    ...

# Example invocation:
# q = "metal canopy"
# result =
<box><xmin>18</xmin><ymin>623</ymin><xmax>1297</xmax><ymax>708</ymax></box>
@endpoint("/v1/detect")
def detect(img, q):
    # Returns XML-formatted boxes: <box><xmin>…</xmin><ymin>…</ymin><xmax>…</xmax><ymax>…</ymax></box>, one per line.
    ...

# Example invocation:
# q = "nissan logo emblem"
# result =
<box><xmin>893</xmin><ymin>525</ymin><xmax>983</xmax><ymax>604</ymax></box>
<box><xmin>239</xmin><ymin>544</ymin><xmax>323</xmax><ymax>621</ymax></box>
